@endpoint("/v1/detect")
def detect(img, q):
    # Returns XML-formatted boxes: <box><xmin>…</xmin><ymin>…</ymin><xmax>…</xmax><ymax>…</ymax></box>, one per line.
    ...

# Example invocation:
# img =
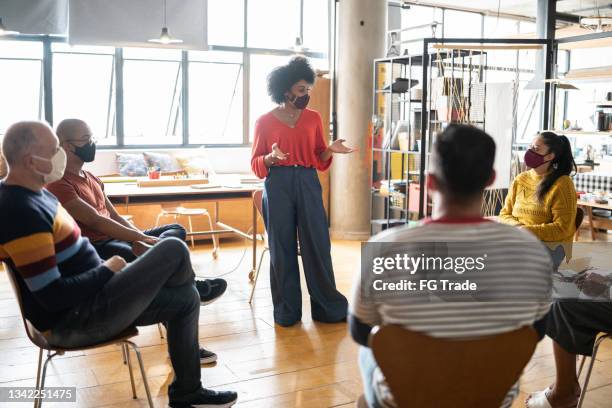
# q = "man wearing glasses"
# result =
<box><xmin>46</xmin><ymin>118</ymin><xmax>225</xmax><ymax>364</ymax></box>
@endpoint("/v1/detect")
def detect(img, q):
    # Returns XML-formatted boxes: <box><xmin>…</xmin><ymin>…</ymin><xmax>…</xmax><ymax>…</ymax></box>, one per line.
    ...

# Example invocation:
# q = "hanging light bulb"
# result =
<box><xmin>0</xmin><ymin>18</ymin><xmax>20</xmax><ymax>36</ymax></box>
<box><xmin>148</xmin><ymin>0</ymin><xmax>183</xmax><ymax>45</ymax></box>
<box><xmin>290</xmin><ymin>37</ymin><xmax>307</xmax><ymax>54</ymax></box>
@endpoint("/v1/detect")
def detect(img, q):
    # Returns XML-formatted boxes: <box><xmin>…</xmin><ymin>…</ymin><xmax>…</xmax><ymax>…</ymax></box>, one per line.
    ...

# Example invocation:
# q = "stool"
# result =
<box><xmin>155</xmin><ymin>204</ymin><xmax>219</xmax><ymax>258</ymax></box>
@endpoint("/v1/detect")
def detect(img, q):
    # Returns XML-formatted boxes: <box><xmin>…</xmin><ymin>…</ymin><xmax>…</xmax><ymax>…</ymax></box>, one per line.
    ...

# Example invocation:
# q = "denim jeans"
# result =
<box><xmin>92</xmin><ymin>223</ymin><xmax>187</xmax><ymax>262</ymax></box>
<box><xmin>359</xmin><ymin>346</ymin><xmax>387</xmax><ymax>408</ymax></box>
<box><xmin>48</xmin><ymin>237</ymin><xmax>202</xmax><ymax>400</ymax></box>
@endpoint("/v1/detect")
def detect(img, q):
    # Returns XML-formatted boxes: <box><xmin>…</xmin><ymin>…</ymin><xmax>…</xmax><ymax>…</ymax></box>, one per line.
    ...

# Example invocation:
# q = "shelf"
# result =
<box><xmin>374</xmin><ymin>50</ymin><xmax>484</xmax><ymax>66</ymax></box>
<box><xmin>397</xmin><ymin>98</ymin><xmax>423</xmax><ymax>103</ymax></box>
<box><xmin>553</xmin><ymin>130</ymin><xmax>612</xmax><ymax>137</ymax></box>
<box><xmin>373</xmin><ymin>147</ymin><xmax>421</xmax><ymax>154</ymax></box>
<box><xmin>370</xmin><ymin>218</ymin><xmax>406</xmax><ymax>225</ymax></box>
<box><xmin>389</xmin><ymin>206</ymin><xmax>408</xmax><ymax>212</ymax></box>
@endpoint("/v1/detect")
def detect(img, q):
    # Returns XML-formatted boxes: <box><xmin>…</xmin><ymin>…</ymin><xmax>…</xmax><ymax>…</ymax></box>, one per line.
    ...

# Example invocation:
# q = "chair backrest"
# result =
<box><xmin>253</xmin><ymin>189</ymin><xmax>264</xmax><ymax>219</ymax></box>
<box><xmin>370</xmin><ymin>325</ymin><xmax>538</xmax><ymax>408</ymax></box>
<box><xmin>252</xmin><ymin>189</ymin><xmax>267</xmax><ymax>242</ymax></box>
<box><xmin>2</xmin><ymin>263</ymin><xmax>51</xmax><ymax>349</ymax></box>
<box><xmin>576</xmin><ymin>207</ymin><xmax>584</xmax><ymax>230</ymax></box>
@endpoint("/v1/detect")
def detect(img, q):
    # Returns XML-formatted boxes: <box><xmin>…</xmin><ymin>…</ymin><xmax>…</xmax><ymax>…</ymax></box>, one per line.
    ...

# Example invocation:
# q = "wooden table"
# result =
<box><xmin>105</xmin><ymin>182</ymin><xmax>263</xmax><ymax>280</ymax></box>
<box><xmin>577</xmin><ymin>200</ymin><xmax>612</xmax><ymax>240</ymax></box>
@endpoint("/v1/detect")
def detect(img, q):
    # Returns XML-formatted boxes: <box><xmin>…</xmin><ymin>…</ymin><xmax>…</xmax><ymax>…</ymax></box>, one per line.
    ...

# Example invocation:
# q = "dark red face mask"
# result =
<box><xmin>524</xmin><ymin>148</ymin><xmax>552</xmax><ymax>169</ymax></box>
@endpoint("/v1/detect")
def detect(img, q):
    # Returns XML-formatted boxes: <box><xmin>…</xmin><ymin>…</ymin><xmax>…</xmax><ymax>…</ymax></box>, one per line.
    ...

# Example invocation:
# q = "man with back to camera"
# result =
<box><xmin>0</xmin><ymin>121</ymin><xmax>238</xmax><ymax>407</ymax></box>
<box><xmin>350</xmin><ymin>124</ymin><xmax>553</xmax><ymax>408</ymax></box>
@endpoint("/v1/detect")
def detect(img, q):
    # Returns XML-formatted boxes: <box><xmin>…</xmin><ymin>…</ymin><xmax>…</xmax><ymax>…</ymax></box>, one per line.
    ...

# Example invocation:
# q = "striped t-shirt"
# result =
<box><xmin>351</xmin><ymin>218</ymin><xmax>553</xmax><ymax>408</ymax></box>
<box><xmin>0</xmin><ymin>182</ymin><xmax>113</xmax><ymax>331</ymax></box>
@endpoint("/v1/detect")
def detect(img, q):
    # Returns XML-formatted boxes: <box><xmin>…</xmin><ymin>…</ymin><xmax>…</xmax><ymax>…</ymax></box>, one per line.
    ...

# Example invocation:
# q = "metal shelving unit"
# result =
<box><xmin>369</xmin><ymin>37</ymin><xmax>552</xmax><ymax>235</ymax></box>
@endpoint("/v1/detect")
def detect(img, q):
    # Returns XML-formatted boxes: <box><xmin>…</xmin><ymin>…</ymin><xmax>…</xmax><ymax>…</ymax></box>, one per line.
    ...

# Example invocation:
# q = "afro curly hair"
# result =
<box><xmin>267</xmin><ymin>56</ymin><xmax>316</xmax><ymax>104</ymax></box>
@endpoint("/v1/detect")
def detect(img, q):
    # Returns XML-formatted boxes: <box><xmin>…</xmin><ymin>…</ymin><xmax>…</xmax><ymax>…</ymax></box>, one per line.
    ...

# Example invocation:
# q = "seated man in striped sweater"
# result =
<box><xmin>0</xmin><ymin>121</ymin><xmax>237</xmax><ymax>408</ymax></box>
<box><xmin>350</xmin><ymin>124</ymin><xmax>553</xmax><ymax>408</ymax></box>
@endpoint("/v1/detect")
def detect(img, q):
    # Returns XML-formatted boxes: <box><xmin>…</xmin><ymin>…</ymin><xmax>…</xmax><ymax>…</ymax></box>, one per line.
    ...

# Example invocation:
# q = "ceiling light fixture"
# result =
<box><xmin>148</xmin><ymin>0</ymin><xmax>183</xmax><ymax>45</ymax></box>
<box><xmin>0</xmin><ymin>18</ymin><xmax>19</xmax><ymax>36</ymax></box>
<box><xmin>290</xmin><ymin>37</ymin><xmax>307</xmax><ymax>55</ymax></box>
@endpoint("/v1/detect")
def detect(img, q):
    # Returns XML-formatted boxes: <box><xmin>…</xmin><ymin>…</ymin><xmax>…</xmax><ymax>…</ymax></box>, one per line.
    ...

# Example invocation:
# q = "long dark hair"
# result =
<box><xmin>536</xmin><ymin>131</ymin><xmax>576</xmax><ymax>202</ymax></box>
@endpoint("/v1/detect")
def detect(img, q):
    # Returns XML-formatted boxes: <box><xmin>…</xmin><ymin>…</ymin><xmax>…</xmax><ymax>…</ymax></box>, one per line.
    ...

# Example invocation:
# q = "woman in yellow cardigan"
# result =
<box><xmin>499</xmin><ymin>131</ymin><xmax>577</xmax><ymax>264</ymax></box>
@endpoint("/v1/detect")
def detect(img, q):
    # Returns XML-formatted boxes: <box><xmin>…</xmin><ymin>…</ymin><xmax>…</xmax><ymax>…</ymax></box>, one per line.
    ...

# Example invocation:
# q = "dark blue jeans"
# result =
<box><xmin>48</xmin><ymin>238</ymin><xmax>202</xmax><ymax>401</ymax></box>
<box><xmin>92</xmin><ymin>223</ymin><xmax>187</xmax><ymax>262</ymax></box>
<box><xmin>263</xmin><ymin>166</ymin><xmax>348</xmax><ymax>326</ymax></box>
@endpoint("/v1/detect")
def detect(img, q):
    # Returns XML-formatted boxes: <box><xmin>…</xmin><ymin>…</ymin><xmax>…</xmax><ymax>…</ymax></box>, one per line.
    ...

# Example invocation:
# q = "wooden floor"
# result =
<box><xmin>1</xmin><ymin>230</ymin><xmax>612</xmax><ymax>407</ymax></box>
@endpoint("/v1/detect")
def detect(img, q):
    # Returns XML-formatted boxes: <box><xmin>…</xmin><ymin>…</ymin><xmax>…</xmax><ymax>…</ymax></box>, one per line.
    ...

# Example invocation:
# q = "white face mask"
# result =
<box><xmin>32</xmin><ymin>148</ymin><xmax>67</xmax><ymax>184</ymax></box>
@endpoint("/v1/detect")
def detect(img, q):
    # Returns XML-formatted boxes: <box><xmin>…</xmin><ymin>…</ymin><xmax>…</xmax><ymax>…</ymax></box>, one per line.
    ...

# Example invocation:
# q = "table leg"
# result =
<box><xmin>250</xmin><ymin>198</ymin><xmax>257</xmax><ymax>281</ymax></box>
<box><xmin>587</xmin><ymin>206</ymin><xmax>596</xmax><ymax>241</ymax></box>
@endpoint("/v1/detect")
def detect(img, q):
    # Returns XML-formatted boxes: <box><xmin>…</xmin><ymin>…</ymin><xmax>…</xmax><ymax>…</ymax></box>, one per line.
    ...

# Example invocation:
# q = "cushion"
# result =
<box><xmin>143</xmin><ymin>152</ymin><xmax>182</xmax><ymax>173</ymax></box>
<box><xmin>174</xmin><ymin>148</ymin><xmax>216</xmax><ymax>177</ymax></box>
<box><xmin>116</xmin><ymin>153</ymin><xmax>147</xmax><ymax>177</ymax></box>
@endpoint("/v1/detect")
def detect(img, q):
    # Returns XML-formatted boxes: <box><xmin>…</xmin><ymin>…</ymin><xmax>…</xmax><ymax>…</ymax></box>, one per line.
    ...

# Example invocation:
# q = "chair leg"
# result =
<box><xmin>249</xmin><ymin>249</ymin><xmax>268</xmax><ymax>304</ymax></box>
<box><xmin>121</xmin><ymin>343</ymin><xmax>127</xmax><ymax>365</ymax></box>
<box><xmin>577</xmin><ymin>355</ymin><xmax>587</xmax><ymax>378</ymax></box>
<box><xmin>157</xmin><ymin>322</ymin><xmax>165</xmax><ymax>339</ymax></box>
<box><xmin>127</xmin><ymin>341</ymin><xmax>154</xmax><ymax>408</ymax></box>
<box><xmin>203</xmin><ymin>212</ymin><xmax>219</xmax><ymax>259</ymax></box>
<box><xmin>38</xmin><ymin>351</ymin><xmax>58</xmax><ymax>408</ymax></box>
<box><xmin>124</xmin><ymin>342</ymin><xmax>137</xmax><ymax>399</ymax></box>
<box><xmin>155</xmin><ymin>212</ymin><xmax>163</xmax><ymax>228</ymax></box>
<box><xmin>188</xmin><ymin>216</ymin><xmax>195</xmax><ymax>248</ymax></box>
<box><xmin>34</xmin><ymin>348</ymin><xmax>43</xmax><ymax>408</ymax></box>
<box><xmin>577</xmin><ymin>335</ymin><xmax>610</xmax><ymax>408</ymax></box>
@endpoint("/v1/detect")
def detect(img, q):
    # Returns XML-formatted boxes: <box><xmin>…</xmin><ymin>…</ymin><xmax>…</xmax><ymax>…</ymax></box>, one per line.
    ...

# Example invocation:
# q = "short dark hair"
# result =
<box><xmin>267</xmin><ymin>56</ymin><xmax>316</xmax><ymax>104</ymax></box>
<box><xmin>431</xmin><ymin>124</ymin><xmax>496</xmax><ymax>199</ymax></box>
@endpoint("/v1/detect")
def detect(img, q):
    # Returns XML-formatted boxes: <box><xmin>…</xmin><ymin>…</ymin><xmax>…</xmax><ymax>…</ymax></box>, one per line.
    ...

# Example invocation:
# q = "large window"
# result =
<box><xmin>52</xmin><ymin>44</ymin><xmax>116</xmax><ymax>145</ymax></box>
<box><xmin>208</xmin><ymin>0</ymin><xmax>244</xmax><ymax>47</ymax></box>
<box><xmin>0</xmin><ymin>0</ymin><xmax>331</xmax><ymax>146</ymax></box>
<box><xmin>123</xmin><ymin>48</ymin><xmax>183</xmax><ymax>145</ymax></box>
<box><xmin>0</xmin><ymin>41</ymin><xmax>44</xmax><ymax>135</ymax></box>
<box><xmin>189</xmin><ymin>51</ymin><xmax>243</xmax><ymax>144</ymax></box>
<box><xmin>249</xmin><ymin>54</ymin><xmax>291</xmax><ymax>140</ymax></box>
<box><xmin>247</xmin><ymin>0</ymin><xmax>300</xmax><ymax>49</ymax></box>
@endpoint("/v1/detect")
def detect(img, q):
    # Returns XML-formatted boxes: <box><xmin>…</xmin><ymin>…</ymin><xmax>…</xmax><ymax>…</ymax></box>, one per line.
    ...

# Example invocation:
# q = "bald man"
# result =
<box><xmin>0</xmin><ymin>121</ymin><xmax>238</xmax><ymax>407</ymax></box>
<box><xmin>47</xmin><ymin>119</ymin><xmax>227</xmax><ymax>311</ymax></box>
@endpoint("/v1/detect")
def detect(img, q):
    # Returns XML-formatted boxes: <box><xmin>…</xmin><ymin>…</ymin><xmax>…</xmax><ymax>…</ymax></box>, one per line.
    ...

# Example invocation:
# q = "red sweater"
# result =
<box><xmin>250</xmin><ymin>108</ymin><xmax>332</xmax><ymax>178</ymax></box>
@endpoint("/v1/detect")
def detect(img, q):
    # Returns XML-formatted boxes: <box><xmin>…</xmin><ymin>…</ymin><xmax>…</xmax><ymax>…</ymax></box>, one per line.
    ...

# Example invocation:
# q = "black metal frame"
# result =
<box><xmin>419</xmin><ymin>37</ymin><xmax>550</xmax><ymax>218</ymax></box>
<box><xmin>371</xmin><ymin>37</ymin><xmax>551</xmax><ymax>227</ymax></box>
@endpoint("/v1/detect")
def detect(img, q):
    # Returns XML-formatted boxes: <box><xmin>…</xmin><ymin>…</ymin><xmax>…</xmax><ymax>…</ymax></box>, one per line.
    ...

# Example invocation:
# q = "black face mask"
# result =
<box><xmin>289</xmin><ymin>94</ymin><xmax>310</xmax><ymax>110</ymax></box>
<box><xmin>73</xmin><ymin>141</ymin><xmax>96</xmax><ymax>163</ymax></box>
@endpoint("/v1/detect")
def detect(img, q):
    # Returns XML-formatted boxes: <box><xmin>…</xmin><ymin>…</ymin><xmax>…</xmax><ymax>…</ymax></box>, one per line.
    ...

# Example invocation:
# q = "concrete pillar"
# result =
<box><xmin>330</xmin><ymin>0</ymin><xmax>386</xmax><ymax>240</ymax></box>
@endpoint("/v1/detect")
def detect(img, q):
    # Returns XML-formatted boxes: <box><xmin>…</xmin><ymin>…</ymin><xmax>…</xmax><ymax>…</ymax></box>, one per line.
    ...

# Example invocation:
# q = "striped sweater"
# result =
<box><xmin>351</xmin><ymin>219</ymin><xmax>553</xmax><ymax>408</ymax></box>
<box><xmin>0</xmin><ymin>182</ymin><xmax>113</xmax><ymax>331</ymax></box>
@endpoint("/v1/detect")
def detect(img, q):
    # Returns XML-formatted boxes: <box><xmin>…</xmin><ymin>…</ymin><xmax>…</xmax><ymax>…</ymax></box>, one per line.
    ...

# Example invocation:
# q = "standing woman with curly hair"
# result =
<box><xmin>499</xmin><ymin>131</ymin><xmax>577</xmax><ymax>265</ymax></box>
<box><xmin>251</xmin><ymin>56</ymin><xmax>356</xmax><ymax>327</ymax></box>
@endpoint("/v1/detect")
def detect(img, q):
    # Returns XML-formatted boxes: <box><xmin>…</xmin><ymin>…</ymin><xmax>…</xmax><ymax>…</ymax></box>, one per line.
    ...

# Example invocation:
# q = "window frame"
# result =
<box><xmin>0</xmin><ymin>0</ymin><xmax>331</xmax><ymax>149</ymax></box>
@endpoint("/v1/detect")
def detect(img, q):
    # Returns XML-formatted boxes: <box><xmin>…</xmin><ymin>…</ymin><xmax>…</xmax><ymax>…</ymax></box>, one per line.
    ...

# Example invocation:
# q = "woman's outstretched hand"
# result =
<box><xmin>265</xmin><ymin>143</ymin><xmax>290</xmax><ymax>167</ymax></box>
<box><xmin>328</xmin><ymin>139</ymin><xmax>357</xmax><ymax>154</ymax></box>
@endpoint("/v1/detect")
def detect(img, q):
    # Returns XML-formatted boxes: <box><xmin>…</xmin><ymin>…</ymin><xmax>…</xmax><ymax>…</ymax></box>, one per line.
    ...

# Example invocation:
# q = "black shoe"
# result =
<box><xmin>169</xmin><ymin>388</ymin><xmax>238</xmax><ymax>408</ymax></box>
<box><xmin>196</xmin><ymin>279</ymin><xmax>227</xmax><ymax>305</ymax></box>
<box><xmin>200</xmin><ymin>347</ymin><xmax>217</xmax><ymax>364</ymax></box>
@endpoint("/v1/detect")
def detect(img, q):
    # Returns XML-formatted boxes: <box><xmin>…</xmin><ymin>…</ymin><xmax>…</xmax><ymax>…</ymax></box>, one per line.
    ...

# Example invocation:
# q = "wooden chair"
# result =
<box><xmin>574</xmin><ymin>207</ymin><xmax>584</xmax><ymax>241</ymax></box>
<box><xmin>370</xmin><ymin>325</ymin><xmax>538</xmax><ymax>408</ymax></box>
<box><xmin>577</xmin><ymin>332</ymin><xmax>612</xmax><ymax>408</ymax></box>
<box><xmin>249</xmin><ymin>190</ymin><xmax>268</xmax><ymax>304</ymax></box>
<box><xmin>3</xmin><ymin>263</ymin><xmax>154</xmax><ymax>408</ymax></box>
